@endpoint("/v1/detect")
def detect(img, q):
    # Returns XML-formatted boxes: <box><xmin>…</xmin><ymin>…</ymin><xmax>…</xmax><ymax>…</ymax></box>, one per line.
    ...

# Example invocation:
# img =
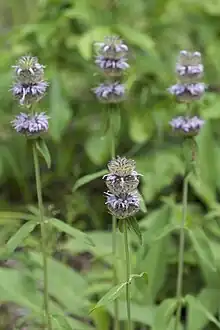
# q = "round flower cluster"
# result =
<box><xmin>168</xmin><ymin>50</ymin><xmax>205</xmax><ymax>103</ymax></box>
<box><xmin>11</xmin><ymin>112</ymin><xmax>49</xmax><ymax>137</ymax></box>
<box><xmin>11</xmin><ymin>56</ymin><xmax>49</xmax><ymax>137</ymax></box>
<box><xmin>93</xmin><ymin>36</ymin><xmax>129</xmax><ymax>103</ymax></box>
<box><xmin>170</xmin><ymin>116</ymin><xmax>205</xmax><ymax>137</ymax></box>
<box><xmin>104</xmin><ymin>156</ymin><xmax>140</xmax><ymax>219</ymax></box>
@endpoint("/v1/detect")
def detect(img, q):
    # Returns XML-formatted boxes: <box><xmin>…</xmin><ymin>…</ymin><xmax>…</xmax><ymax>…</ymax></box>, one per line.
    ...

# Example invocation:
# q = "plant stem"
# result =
<box><xmin>32</xmin><ymin>142</ymin><xmax>52</xmax><ymax>330</ymax></box>
<box><xmin>110</xmin><ymin>110</ymin><xmax>120</xmax><ymax>330</ymax></box>
<box><xmin>175</xmin><ymin>175</ymin><xmax>189</xmax><ymax>330</ymax></box>
<box><xmin>124</xmin><ymin>221</ymin><xmax>131</xmax><ymax>330</ymax></box>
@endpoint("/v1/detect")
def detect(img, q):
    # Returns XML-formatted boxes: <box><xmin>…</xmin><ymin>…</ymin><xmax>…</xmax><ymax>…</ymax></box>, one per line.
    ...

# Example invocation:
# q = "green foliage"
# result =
<box><xmin>1</xmin><ymin>0</ymin><xmax>220</xmax><ymax>328</ymax></box>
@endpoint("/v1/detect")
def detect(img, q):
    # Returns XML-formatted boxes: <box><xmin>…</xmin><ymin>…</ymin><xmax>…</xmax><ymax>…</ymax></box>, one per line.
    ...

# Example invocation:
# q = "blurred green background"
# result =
<box><xmin>1</xmin><ymin>0</ymin><xmax>220</xmax><ymax>329</ymax></box>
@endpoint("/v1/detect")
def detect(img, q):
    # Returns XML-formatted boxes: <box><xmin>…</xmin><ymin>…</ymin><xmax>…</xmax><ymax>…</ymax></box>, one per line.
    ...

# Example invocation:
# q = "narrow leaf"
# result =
<box><xmin>118</xmin><ymin>219</ymin><xmax>124</xmax><ymax>233</ymax></box>
<box><xmin>129</xmin><ymin>272</ymin><xmax>148</xmax><ymax>284</ymax></box>
<box><xmin>36</xmin><ymin>139</ymin><xmax>51</xmax><ymax>169</ymax></box>
<box><xmin>50</xmin><ymin>218</ymin><xmax>95</xmax><ymax>247</ymax></box>
<box><xmin>72</xmin><ymin>169</ymin><xmax>107</xmax><ymax>192</ymax></box>
<box><xmin>6</xmin><ymin>221</ymin><xmax>37</xmax><ymax>253</ymax></box>
<box><xmin>90</xmin><ymin>282</ymin><xmax>127</xmax><ymax>313</ymax></box>
<box><xmin>91</xmin><ymin>272</ymin><xmax>148</xmax><ymax>312</ymax></box>
<box><xmin>128</xmin><ymin>217</ymin><xmax>142</xmax><ymax>245</ymax></box>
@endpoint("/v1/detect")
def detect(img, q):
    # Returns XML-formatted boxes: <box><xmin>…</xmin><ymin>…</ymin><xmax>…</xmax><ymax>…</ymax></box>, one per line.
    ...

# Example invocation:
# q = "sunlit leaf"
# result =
<box><xmin>6</xmin><ymin>221</ymin><xmax>37</xmax><ymax>253</ymax></box>
<box><xmin>50</xmin><ymin>218</ymin><xmax>95</xmax><ymax>246</ymax></box>
<box><xmin>35</xmin><ymin>138</ymin><xmax>51</xmax><ymax>169</ymax></box>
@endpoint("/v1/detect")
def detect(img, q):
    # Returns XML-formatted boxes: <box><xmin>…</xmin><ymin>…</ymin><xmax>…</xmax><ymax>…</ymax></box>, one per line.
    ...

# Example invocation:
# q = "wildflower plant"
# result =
<box><xmin>93</xmin><ymin>37</ymin><xmax>134</xmax><ymax>330</ymax></box>
<box><xmin>168</xmin><ymin>51</ymin><xmax>205</xmax><ymax>330</ymax></box>
<box><xmin>11</xmin><ymin>56</ymin><xmax>52</xmax><ymax>330</ymax></box>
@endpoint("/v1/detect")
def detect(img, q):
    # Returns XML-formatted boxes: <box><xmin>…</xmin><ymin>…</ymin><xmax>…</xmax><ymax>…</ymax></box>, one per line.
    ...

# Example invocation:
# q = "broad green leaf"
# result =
<box><xmin>30</xmin><ymin>252</ymin><xmax>90</xmax><ymax>315</ymax></box>
<box><xmin>197</xmin><ymin>121</ymin><xmax>218</xmax><ymax>193</ymax></box>
<box><xmin>6</xmin><ymin>221</ymin><xmax>37</xmax><ymax>253</ymax></box>
<box><xmin>36</xmin><ymin>138</ymin><xmax>51</xmax><ymax>169</ymax></box>
<box><xmin>152</xmin><ymin>298</ymin><xmax>177</xmax><ymax>330</ymax></box>
<box><xmin>51</xmin><ymin>314</ymin><xmax>74</xmax><ymax>330</ymax></box>
<box><xmin>85</xmin><ymin>134</ymin><xmax>111</xmax><ymax>165</ymax></box>
<box><xmin>107</xmin><ymin>301</ymin><xmax>155</xmax><ymax>325</ymax></box>
<box><xmin>128</xmin><ymin>217</ymin><xmax>142</xmax><ymax>245</ymax></box>
<box><xmin>72</xmin><ymin>169</ymin><xmax>107</xmax><ymax>192</ymax></box>
<box><xmin>49</xmin><ymin>74</ymin><xmax>71</xmax><ymax>142</ymax></box>
<box><xmin>117</xmin><ymin>25</ymin><xmax>155</xmax><ymax>52</ymax></box>
<box><xmin>91</xmin><ymin>272</ymin><xmax>147</xmax><ymax>312</ymax></box>
<box><xmin>186</xmin><ymin>292</ymin><xmax>220</xmax><ymax>330</ymax></box>
<box><xmin>136</xmin><ymin>206</ymin><xmax>171</xmax><ymax>304</ymax></box>
<box><xmin>91</xmin><ymin>307</ymin><xmax>110</xmax><ymax>330</ymax></box>
<box><xmin>50</xmin><ymin>218</ymin><xmax>95</xmax><ymax>246</ymax></box>
<box><xmin>188</xmin><ymin>227</ymin><xmax>216</xmax><ymax>271</ymax></box>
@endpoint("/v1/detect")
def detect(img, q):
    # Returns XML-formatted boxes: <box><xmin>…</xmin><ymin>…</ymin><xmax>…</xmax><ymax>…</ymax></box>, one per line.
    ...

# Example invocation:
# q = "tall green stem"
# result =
<box><xmin>110</xmin><ymin>110</ymin><xmax>119</xmax><ymax>330</ymax></box>
<box><xmin>32</xmin><ymin>142</ymin><xmax>52</xmax><ymax>330</ymax></box>
<box><xmin>124</xmin><ymin>221</ymin><xmax>131</xmax><ymax>330</ymax></box>
<box><xmin>175</xmin><ymin>175</ymin><xmax>189</xmax><ymax>330</ymax></box>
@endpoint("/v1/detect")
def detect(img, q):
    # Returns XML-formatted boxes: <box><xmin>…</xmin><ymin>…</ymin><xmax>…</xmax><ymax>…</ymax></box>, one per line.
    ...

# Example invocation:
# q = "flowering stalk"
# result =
<box><xmin>32</xmin><ymin>142</ymin><xmax>52</xmax><ymax>330</ymax></box>
<box><xmin>124</xmin><ymin>220</ymin><xmax>131</xmax><ymax>330</ymax></box>
<box><xmin>93</xmin><ymin>37</ymin><xmax>129</xmax><ymax>330</ymax></box>
<box><xmin>11</xmin><ymin>56</ymin><xmax>51</xmax><ymax>329</ymax></box>
<box><xmin>104</xmin><ymin>156</ymin><xmax>141</xmax><ymax>330</ymax></box>
<box><xmin>175</xmin><ymin>174</ymin><xmax>188</xmax><ymax>330</ymax></box>
<box><xmin>168</xmin><ymin>50</ymin><xmax>205</xmax><ymax>330</ymax></box>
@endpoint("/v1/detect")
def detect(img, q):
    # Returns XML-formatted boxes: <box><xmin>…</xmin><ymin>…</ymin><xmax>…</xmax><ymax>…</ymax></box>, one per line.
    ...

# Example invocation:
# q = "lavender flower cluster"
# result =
<box><xmin>168</xmin><ymin>50</ymin><xmax>205</xmax><ymax>102</ymax></box>
<box><xmin>169</xmin><ymin>51</ymin><xmax>205</xmax><ymax>136</ymax></box>
<box><xmin>93</xmin><ymin>36</ymin><xmax>129</xmax><ymax>103</ymax></box>
<box><xmin>104</xmin><ymin>156</ymin><xmax>140</xmax><ymax>219</ymax></box>
<box><xmin>11</xmin><ymin>56</ymin><xmax>49</xmax><ymax>137</ymax></box>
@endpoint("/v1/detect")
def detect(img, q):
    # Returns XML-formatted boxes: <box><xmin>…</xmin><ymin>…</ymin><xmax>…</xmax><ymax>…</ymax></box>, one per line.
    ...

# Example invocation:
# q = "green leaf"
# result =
<box><xmin>51</xmin><ymin>314</ymin><xmax>75</xmax><ymax>330</ymax></box>
<box><xmin>6</xmin><ymin>221</ymin><xmax>37</xmax><ymax>254</ymax></box>
<box><xmin>107</xmin><ymin>301</ymin><xmax>155</xmax><ymax>325</ymax></box>
<box><xmin>35</xmin><ymin>139</ymin><xmax>51</xmax><ymax>169</ymax></box>
<box><xmin>90</xmin><ymin>282</ymin><xmax>127</xmax><ymax>313</ymax></box>
<box><xmin>152</xmin><ymin>298</ymin><xmax>177</xmax><ymax>330</ymax></box>
<box><xmin>90</xmin><ymin>272</ymin><xmax>147</xmax><ymax>312</ymax></box>
<box><xmin>72</xmin><ymin>169</ymin><xmax>107</xmax><ymax>192</ymax></box>
<box><xmin>85</xmin><ymin>134</ymin><xmax>111</xmax><ymax>165</ymax></box>
<box><xmin>118</xmin><ymin>219</ymin><xmax>124</xmax><ymax>233</ymax></box>
<box><xmin>188</xmin><ymin>227</ymin><xmax>216</xmax><ymax>271</ymax></box>
<box><xmin>128</xmin><ymin>217</ymin><xmax>142</xmax><ymax>245</ymax></box>
<box><xmin>50</xmin><ymin>218</ymin><xmax>95</xmax><ymax>246</ymax></box>
<box><xmin>186</xmin><ymin>293</ymin><xmax>220</xmax><ymax>329</ymax></box>
<box><xmin>91</xmin><ymin>307</ymin><xmax>110</xmax><ymax>330</ymax></box>
<box><xmin>49</xmin><ymin>73</ymin><xmax>71</xmax><ymax>142</ymax></box>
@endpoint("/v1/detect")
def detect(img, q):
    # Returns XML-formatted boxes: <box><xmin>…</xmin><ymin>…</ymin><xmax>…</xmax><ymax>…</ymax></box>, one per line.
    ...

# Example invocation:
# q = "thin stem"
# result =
<box><xmin>32</xmin><ymin>142</ymin><xmax>52</xmax><ymax>330</ymax></box>
<box><xmin>124</xmin><ymin>221</ymin><xmax>131</xmax><ymax>330</ymax></box>
<box><xmin>110</xmin><ymin>109</ymin><xmax>120</xmax><ymax>330</ymax></box>
<box><xmin>175</xmin><ymin>175</ymin><xmax>189</xmax><ymax>330</ymax></box>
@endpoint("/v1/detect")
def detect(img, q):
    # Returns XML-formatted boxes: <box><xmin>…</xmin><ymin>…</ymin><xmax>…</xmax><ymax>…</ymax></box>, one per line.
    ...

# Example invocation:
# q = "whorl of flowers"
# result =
<box><xmin>11</xmin><ymin>56</ymin><xmax>50</xmax><ymax>138</ymax></box>
<box><xmin>104</xmin><ymin>156</ymin><xmax>141</xmax><ymax>219</ymax></box>
<box><xmin>11</xmin><ymin>56</ymin><xmax>48</xmax><ymax>106</ymax></box>
<box><xmin>93</xmin><ymin>36</ymin><xmax>129</xmax><ymax>103</ymax></box>
<box><xmin>170</xmin><ymin>116</ymin><xmax>205</xmax><ymax>137</ymax></box>
<box><xmin>168</xmin><ymin>50</ymin><xmax>205</xmax><ymax>103</ymax></box>
<box><xmin>169</xmin><ymin>51</ymin><xmax>205</xmax><ymax>137</ymax></box>
<box><xmin>11</xmin><ymin>112</ymin><xmax>49</xmax><ymax>137</ymax></box>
